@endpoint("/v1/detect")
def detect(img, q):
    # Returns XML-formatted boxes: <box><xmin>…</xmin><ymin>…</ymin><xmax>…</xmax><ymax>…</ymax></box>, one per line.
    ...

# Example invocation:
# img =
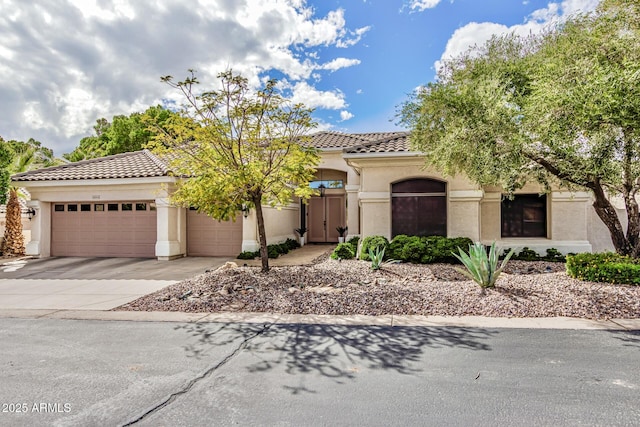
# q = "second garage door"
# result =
<box><xmin>51</xmin><ymin>201</ymin><xmax>157</xmax><ymax>257</ymax></box>
<box><xmin>187</xmin><ymin>209</ymin><xmax>242</xmax><ymax>256</ymax></box>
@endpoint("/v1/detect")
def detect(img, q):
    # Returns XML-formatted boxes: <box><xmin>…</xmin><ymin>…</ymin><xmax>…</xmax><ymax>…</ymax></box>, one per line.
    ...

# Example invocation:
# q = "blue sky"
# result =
<box><xmin>0</xmin><ymin>0</ymin><xmax>600</xmax><ymax>155</ymax></box>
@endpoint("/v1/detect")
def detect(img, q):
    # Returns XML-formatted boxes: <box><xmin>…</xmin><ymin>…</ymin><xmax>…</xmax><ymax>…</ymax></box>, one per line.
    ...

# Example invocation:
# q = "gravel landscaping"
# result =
<box><xmin>117</xmin><ymin>251</ymin><xmax>640</xmax><ymax>319</ymax></box>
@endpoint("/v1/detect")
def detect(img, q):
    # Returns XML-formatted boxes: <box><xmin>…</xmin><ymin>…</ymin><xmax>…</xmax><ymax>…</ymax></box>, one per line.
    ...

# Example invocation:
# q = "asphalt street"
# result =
<box><xmin>0</xmin><ymin>318</ymin><xmax>638</xmax><ymax>426</ymax></box>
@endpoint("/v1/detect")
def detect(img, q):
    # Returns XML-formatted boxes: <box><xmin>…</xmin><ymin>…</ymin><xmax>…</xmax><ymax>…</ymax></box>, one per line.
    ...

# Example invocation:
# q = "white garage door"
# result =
<box><xmin>51</xmin><ymin>201</ymin><xmax>157</xmax><ymax>257</ymax></box>
<box><xmin>187</xmin><ymin>209</ymin><xmax>242</xmax><ymax>256</ymax></box>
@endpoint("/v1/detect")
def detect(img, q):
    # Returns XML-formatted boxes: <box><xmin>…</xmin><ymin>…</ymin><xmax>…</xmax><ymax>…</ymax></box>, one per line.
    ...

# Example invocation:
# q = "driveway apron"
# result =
<box><xmin>0</xmin><ymin>257</ymin><xmax>230</xmax><ymax>310</ymax></box>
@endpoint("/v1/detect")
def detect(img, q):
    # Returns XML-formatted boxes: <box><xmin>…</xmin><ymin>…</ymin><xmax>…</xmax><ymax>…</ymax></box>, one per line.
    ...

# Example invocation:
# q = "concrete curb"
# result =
<box><xmin>0</xmin><ymin>309</ymin><xmax>638</xmax><ymax>330</ymax></box>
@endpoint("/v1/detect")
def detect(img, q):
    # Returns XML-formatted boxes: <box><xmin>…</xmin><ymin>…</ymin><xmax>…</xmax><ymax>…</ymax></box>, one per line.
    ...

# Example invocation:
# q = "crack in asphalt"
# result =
<box><xmin>120</xmin><ymin>322</ymin><xmax>274</xmax><ymax>426</ymax></box>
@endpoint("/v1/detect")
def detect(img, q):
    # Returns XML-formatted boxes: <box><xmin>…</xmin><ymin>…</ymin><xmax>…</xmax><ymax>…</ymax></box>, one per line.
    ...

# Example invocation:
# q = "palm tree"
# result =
<box><xmin>1</xmin><ymin>137</ymin><xmax>63</xmax><ymax>256</ymax></box>
<box><xmin>1</xmin><ymin>187</ymin><xmax>24</xmax><ymax>256</ymax></box>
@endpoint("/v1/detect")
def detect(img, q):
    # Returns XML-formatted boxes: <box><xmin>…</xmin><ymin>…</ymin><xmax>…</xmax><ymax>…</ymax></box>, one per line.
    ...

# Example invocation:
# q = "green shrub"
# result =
<box><xmin>267</xmin><ymin>245</ymin><xmax>280</xmax><ymax>259</ymax></box>
<box><xmin>566</xmin><ymin>252</ymin><xmax>640</xmax><ymax>285</ymax></box>
<box><xmin>543</xmin><ymin>248</ymin><xmax>565</xmax><ymax>262</ymax></box>
<box><xmin>502</xmin><ymin>247</ymin><xmax>565</xmax><ymax>262</ymax></box>
<box><xmin>347</xmin><ymin>236</ymin><xmax>360</xmax><ymax>252</ymax></box>
<box><xmin>285</xmin><ymin>238</ymin><xmax>300</xmax><ymax>250</ymax></box>
<box><xmin>454</xmin><ymin>242</ymin><xmax>515</xmax><ymax>288</ymax></box>
<box><xmin>387</xmin><ymin>235</ymin><xmax>474</xmax><ymax>264</ymax></box>
<box><xmin>360</xmin><ymin>236</ymin><xmax>390</xmax><ymax>261</ymax></box>
<box><xmin>237</xmin><ymin>251</ymin><xmax>258</xmax><ymax>260</ymax></box>
<box><xmin>331</xmin><ymin>242</ymin><xmax>355</xmax><ymax>260</ymax></box>
<box><xmin>512</xmin><ymin>247</ymin><xmax>540</xmax><ymax>261</ymax></box>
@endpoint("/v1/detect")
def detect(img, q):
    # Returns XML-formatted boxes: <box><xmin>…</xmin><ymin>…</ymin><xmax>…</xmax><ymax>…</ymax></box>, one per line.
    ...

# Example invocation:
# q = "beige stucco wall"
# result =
<box><xmin>18</xmin><ymin>178</ymin><xmax>180</xmax><ymax>259</ymax></box>
<box><xmin>348</xmin><ymin>155</ymin><xmax>481</xmax><ymax>240</ymax></box>
<box><xmin>241</xmin><ymin>203</ymin><xmax>300</xmax><ymax>252</ymax></box>
<box><xmin>347</xmin><ymin>154</ymin><xmax>598</xmax><ymax>254</ymax></box>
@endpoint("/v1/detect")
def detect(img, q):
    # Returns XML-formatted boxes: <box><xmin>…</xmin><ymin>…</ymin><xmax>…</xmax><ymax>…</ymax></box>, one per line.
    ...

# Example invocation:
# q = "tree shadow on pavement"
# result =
<box><xmin>608</xmin><ymin>329</ymin><xmax>640</xmax><ymax>349</ymax></box>
<box><xmin>176</xmin><ymin>322</ymin><xmax>495</xmax><ymax>392</ymax></box>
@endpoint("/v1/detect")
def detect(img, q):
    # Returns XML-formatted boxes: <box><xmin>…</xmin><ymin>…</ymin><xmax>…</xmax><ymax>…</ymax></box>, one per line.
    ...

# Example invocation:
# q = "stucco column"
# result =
<box><xmin>480</xmin><ymin>192</ymin><xmax>502</xmax><ymax>242</ymax></box>
<box><xmin>448</xmin><ymin>190</ymin><xmax>483</xmax><ymax>241</ymax></box>
<box><xmin>346</xmin><ymin>184</ymin><xmax>360</xmax><ymax>237</ymax></box>
<box><xmin>359</xmin><ymin>191</ymin><xmax>391</xmax><ymax>239</ymax></box>
<box><xmin>550</xmin><ymin>191</ymin><xmax>591</xmax><ymax>241</ymax></box>
<box><xmin>155</xmin><ymin>198</ymin><xmax>184</xmax><ymax>260</ymax></box>
<box><xmin>242</xmin><ymin>209</ymin><xmax>259</xmax><ymax>252</ymax></box>
<box><xmin>25</xmin><ymin>200</ymin><xmax>50</xmax><ymax>257</ymax></box>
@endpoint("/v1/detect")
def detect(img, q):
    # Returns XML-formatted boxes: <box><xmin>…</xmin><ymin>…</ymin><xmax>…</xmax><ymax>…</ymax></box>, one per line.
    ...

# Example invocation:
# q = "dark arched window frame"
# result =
<box><xmin>391</xmin><ymin>178</ymin><xmax>447</xmax><ymax>237</ymax></box>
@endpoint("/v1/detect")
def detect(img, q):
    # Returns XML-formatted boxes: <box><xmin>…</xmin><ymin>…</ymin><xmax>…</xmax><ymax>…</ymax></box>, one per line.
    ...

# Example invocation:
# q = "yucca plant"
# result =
<box><xmin>453</xmin><ymin>242</ymin><xmax>514</xmax><ymax>288</ymax></box>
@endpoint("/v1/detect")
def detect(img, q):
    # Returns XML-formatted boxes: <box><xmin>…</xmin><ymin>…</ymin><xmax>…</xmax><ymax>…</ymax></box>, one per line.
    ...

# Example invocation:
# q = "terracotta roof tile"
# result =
<box><xmin>344</xmin><ymin>132</ymin><xmax>412</xmax><ymax>154</ymax></box>
<box><xmin>11</xmin><ymin>150</ymin><xmax>169</xmax><ymax>182</ymax></box>
<box><xmin>306</xmin><ymin>131</ymin><xmax>408</xmax><ymax>149</ymax></box>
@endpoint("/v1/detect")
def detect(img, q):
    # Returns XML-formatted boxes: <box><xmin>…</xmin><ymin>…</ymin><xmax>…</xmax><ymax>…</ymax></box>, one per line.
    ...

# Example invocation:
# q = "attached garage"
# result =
<box><xmin>187</xmin><ymin>209</ymin><xmax>242</xmax><ymax>256</ymax></box>
<box><xmin>51</xmin><ymin>201</ymin><xmax>157</xmax><ymax>257</ymax></box>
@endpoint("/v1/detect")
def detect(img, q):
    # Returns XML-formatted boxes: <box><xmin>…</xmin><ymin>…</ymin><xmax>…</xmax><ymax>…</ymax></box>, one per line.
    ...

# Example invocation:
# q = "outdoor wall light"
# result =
<box><xmin>241</xmin><ymin>204</ymin><xmax>250</xmax><ymax>218</ymax></box>
<box><xmin>318</xmin><ymin>183</ymin><xmax>326</xmax><ymax>197</ymax></box>
<box><xmin>27</xmin><ymin>207</ymin><xmax>36</xmax><ymax>220</ymax></box>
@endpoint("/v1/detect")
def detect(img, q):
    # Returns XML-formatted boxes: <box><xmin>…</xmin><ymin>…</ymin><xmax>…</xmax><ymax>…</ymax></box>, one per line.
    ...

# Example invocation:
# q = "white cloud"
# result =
<box><xmin>435</xmin><ymin>0</ymin><xmax>601</xmax><ymax>72</ymax></box>
<box><xmin>319</xmin><ymin>58</ymin><xmax>361</xmax><ymax>72</ymax></box>
<box><xmin>289</xmin><ymin>82</ymin><xmax>347</xmax><ymax>109</ymax></box>
<box><xmin>339</xmin><ymin>110</ymin><xmax>354</xmax><ymax>121</ymax></box>
<box><xmin>407</xmin><ymin>0</ymin><xmax>444</xmax><ymax>12</ymax></box>
<box><xmin>0</xmin><ymin>0</ymin><xmax>367</xmax><ymax>154</ymax></box>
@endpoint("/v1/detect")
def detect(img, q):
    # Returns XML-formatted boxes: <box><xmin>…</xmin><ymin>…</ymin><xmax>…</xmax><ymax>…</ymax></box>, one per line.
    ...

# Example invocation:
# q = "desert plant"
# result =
<box><xmin>331</xmin><ymin>242</ymin><xmax>355</xmax><ymax>260</ymax></box>
<box><xmin>294</xmin><ymin>227</ymin><xmax>307</xmax><ymax>237</ymax></box>
<box><xmin>336</xmin><ymin>226</ymin><xmax>347</xmax><ymax>237</ymax></box>
<box><xmin>368</xmin><ymin>246</ymin><xmax>400</xmax><ymax>270</ymax></box>
<box><xmin>360</xmin><ymin>235</ymin><xmax>389</xmax><ymax>261</ymax></box>
<box><xmin>454</xmin><ymin>242</ymin><xmax>515</xmax><ymax>288</ymax></box>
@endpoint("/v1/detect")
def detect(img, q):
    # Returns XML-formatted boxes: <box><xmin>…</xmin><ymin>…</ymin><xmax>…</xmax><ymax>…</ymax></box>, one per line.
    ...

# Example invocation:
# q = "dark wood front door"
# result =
<box><xmin>308</xmin><ymin>196</ymin><xmax>345</xmax><ymax>243</ymax></box>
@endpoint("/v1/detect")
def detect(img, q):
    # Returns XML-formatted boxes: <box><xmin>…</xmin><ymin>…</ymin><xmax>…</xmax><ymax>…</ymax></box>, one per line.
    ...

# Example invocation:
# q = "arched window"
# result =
<box><xmin>391</xmin><ymin>178</ymin><xmax>447</xmax><ymax>237</ymax></box>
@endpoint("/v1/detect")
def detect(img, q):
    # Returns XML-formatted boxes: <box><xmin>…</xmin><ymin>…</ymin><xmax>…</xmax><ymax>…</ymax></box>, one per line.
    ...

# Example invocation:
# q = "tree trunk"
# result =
<box><xmin>623</xmin><ymin>193</ymin><xmax>640</xmax><ymax>258</ymax></box>
<box><xmin>252</xmin><ymin>195</ymin><xmax>270</xmax><ymax>272</ymax></box>
<box><xmin>591</xmin><ymin>183</ymin><xmax>634</xmax><ymax>256</ymax></box>
<box><xmin>1</xmin><ymin>188</ymin><xmax>25</xmax><ymax>257</ymax></box>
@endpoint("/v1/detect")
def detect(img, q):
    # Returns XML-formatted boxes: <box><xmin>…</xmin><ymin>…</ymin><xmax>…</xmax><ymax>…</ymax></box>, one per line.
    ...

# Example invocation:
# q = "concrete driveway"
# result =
<box><xmin>0</xmin><ymin>256</ymin><xmax>231</xmax><ymax>311</ymax></box>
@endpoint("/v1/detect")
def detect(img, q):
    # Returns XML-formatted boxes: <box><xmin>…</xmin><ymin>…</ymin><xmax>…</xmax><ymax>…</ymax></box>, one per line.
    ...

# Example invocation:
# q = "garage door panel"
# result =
<box><xmin>187</xmin><ymin>210</ymin><xmax>242</xmax><ymax>256</ymax></box>
<box><xmin>51</xmin><ymin>201</ymin><xmax>157</xmax><ymax>258</ymax></box>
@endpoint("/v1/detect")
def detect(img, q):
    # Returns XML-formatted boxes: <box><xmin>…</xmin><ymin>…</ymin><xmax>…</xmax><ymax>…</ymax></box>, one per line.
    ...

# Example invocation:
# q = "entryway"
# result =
<box><xmin>307</xmin><ymin>195</ymin><xmax>345</xmax><ymax>243</ymax></box>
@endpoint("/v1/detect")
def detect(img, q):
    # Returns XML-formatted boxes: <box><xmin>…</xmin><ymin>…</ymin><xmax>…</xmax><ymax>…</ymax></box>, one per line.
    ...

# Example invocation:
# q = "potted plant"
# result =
<box><xmin>295</xmin><ymin>227</ymin><xmax>307</xmax><ymax>246</ymax></box>
<box><xmin>336</xmin><ymin>226</ymin><xmax>347</xmax><ymax>243</ymax></box>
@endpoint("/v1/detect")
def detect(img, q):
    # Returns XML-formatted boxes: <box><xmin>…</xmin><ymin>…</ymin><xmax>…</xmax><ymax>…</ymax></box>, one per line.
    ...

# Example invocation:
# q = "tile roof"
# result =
<box><xmin>11</xmin><ymin>150</ymin><xmax>169</xmax><ymax>182</ymax></box>
<box><xmin>307</xmin><ymin>131</ymin><xmax>408</xmax><ymax>150</ymax></box>
<box><xmin>10</xmin><ymin>131</ymin><xmax>415</xmax><ymax>183</ymax></box>
<box><xmin>343</xmin><ymin>132</ymin><xmax>413</xmax><ymax>154</ymax></box>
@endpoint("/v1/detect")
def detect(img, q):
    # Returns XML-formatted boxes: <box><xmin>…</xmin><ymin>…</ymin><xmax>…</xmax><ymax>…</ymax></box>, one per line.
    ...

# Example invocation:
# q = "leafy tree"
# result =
<box><xmin>153</xmin><ymin>70</ymin><xmax>319</xmax><ymax>272</ymax></box>
<box><xmin>398</xmin><ymin>0</ymin><xmax>640</xmax><ymax>257</ymax></box>
<box><xmin>64</xmin><ymin>106</ymin><xmax>182</xmax><ymax>161</ymax></box>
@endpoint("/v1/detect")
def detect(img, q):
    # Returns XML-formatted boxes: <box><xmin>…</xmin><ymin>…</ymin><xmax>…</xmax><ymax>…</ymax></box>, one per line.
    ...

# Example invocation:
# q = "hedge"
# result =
<box><xmin>387</xmin><ymin>235</ymin><xmax>473</xmax><ymax>264</ymax></box>
<box><xmin>566</xmin><ymin>252</ymin><xmax>640</xmax><ymax>285</ymax></box>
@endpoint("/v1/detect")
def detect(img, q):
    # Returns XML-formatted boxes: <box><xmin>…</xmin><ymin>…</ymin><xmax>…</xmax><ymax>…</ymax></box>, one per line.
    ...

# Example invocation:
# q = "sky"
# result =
<box><xmin>0</xmin><ymin>0</ymin><xmax>601</xmax><ymax>156</ymax></box>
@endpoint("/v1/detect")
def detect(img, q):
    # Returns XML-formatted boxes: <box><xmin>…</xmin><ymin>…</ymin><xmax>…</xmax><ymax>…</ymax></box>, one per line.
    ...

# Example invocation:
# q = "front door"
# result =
<box><xmin>307</xmin><ymin>196</ymin><xmax>345</xmax><ymax>243</ymax></box>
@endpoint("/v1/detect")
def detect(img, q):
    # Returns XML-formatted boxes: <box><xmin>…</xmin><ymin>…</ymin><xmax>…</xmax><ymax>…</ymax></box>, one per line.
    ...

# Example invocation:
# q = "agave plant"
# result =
<box><xmin>368</xmin><ymin>246</ymin><xmax>400</xmax><ymax>271</ymax></box>
<box><xmin>453</xmin><ymin>242</ymin><xmax>514</xmax><ymax>288</ymax></box>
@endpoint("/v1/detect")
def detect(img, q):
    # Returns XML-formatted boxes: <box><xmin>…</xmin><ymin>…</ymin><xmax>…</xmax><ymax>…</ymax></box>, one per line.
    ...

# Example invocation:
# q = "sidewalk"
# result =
<box><xmin>235</xmin><ymin>243</ymin><xmax>335</xmax><ymax>267</ymax></box>
<box><xmin>1</xmin><ymin>308</ymin><xmax>638</xmax><ymax>330</ymax></box>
